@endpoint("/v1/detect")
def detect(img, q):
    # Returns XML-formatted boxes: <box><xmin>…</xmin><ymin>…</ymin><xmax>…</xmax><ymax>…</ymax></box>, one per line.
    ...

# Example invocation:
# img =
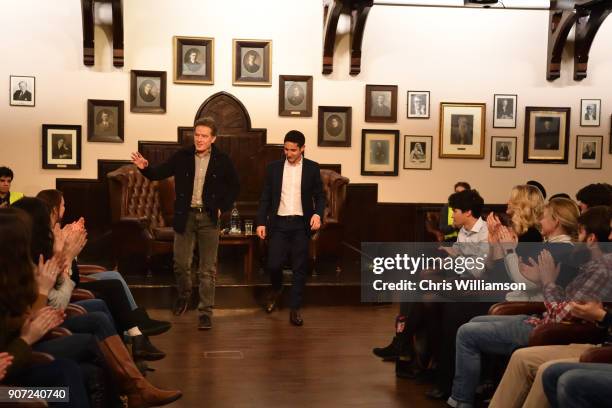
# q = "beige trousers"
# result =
<box><xmin>489</xmin><ymin>343</ymin><xmax>596</xmax><ymax>408</ymax></box>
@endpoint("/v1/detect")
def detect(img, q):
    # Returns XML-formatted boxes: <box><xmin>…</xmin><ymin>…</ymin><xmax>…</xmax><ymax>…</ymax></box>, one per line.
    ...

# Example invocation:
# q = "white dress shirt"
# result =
<box><xmin>277</xmin><ymin>158</ymin><xmax>303</xmax><ymax>216</ymax></box>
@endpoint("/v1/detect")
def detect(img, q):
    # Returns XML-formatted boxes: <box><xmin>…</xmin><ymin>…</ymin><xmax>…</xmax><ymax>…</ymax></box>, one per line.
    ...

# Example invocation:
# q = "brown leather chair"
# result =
<box><xmin>107</xmin><ymin>165</ymin><xmax>175</xmax><ymax>274</ymax></box>
<box><xmin>310</xmin><ymin>169</ymin><xmax>350</xmax><ymax>273</ymax></box>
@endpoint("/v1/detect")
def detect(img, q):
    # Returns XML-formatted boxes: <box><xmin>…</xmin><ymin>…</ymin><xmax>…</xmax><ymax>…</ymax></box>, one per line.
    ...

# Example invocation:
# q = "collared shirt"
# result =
<box><xmin>526</xmin><ymin>253</ymin><xmax>612</xmax><ymax>327</ymax></box>
<box><xmin>277</xmin><ymin>158</ymin><xmax>303</xmax><ymax>216</ymax></box>
<box><xmin>453</xmin><ymin>217</ymin><xmax>489</xmax><ymax>278</ymax></box>
<box><xmin>191</xmin><ymin>150</ymin><xmax>211</xmax><ymax>207</ymax></box>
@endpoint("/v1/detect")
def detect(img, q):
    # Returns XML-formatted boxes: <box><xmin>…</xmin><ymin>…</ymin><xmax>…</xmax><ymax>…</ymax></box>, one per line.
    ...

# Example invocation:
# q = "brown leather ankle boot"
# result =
<box><xmin>98</xmin><ymin>335</ymin><xmax>182</xmax><ymax>408</ymax></box>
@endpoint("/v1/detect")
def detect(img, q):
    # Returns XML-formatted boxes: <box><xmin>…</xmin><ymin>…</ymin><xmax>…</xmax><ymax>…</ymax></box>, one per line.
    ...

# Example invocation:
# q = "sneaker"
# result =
<box><xmin>198</xmin><ymin>314</ymin><xmax>212</xmax><ymax>330</ymax></box>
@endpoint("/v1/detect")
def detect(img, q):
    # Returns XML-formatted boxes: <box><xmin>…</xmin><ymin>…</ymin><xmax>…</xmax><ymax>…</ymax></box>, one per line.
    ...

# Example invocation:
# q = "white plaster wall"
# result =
<box><xmin>1</xmin><ymin>0</ymin><xmax>610</xmax><ymax>203</ymax></box>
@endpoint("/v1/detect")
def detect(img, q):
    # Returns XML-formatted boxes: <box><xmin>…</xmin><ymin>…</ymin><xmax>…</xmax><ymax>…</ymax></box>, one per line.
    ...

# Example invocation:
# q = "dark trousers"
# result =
<box><xmin>79</xmin><ymin>279</ymin><xmax>138</xmax><ymax>331</ymax></box>
<box><xmin>267</xmin><ymin>216</ymin><xmax>309</xmax><ymax>310</ymax></box>
<box><xmin>12</xmin><ymin>359</ymin><xmax>90</xmax><ymax>408</ymax></box>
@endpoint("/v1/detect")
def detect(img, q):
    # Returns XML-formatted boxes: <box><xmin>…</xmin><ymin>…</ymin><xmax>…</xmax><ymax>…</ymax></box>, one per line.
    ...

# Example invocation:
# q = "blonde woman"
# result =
<box><xmin>487</xmin><ymin>185</ymin><xmax>544</xmax><ymax>300</ymax></box>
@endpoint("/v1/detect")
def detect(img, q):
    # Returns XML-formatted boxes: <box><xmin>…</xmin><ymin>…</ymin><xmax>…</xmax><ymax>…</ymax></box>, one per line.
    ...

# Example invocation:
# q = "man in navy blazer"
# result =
<box><xmin>256</xmin><ymin>130</ymin><xmax>326</xmax><ymax>326</ymax></box>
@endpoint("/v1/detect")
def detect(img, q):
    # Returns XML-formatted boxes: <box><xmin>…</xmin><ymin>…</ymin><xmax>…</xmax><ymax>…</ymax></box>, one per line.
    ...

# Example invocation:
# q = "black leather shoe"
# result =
<box><xmin>132</xmin><ymin>308</ymin><xmax>172</xmax><ymax>337</ymax></box>
<box><xmin>372</xmin><ymin>336</ymin><xmax>404</xmax><ymax>361</ymax></box>
<box><xmin>172</xmin><ymin>297</ymin><xmax>188</xmax><ymax>316</ymax></box>
<box><xmin>198</xmin><ymin>314</ymin><xmax>212</xmax><ymax>330</ymax></box>
<box><xmin>131</xmin><ymin>335</ymin><xmax>166</xmax><ymax>361</ymax></box>
<box><xmin>265</xmin><ymin>289</ymin><xmax>283</xmax><ymax>313</ymax></box>
<box><xmin>289</xmin><ymin>309</ymin><xmax>303</xmax><ymax>326</ymax></box>
<box><xmin>425</xmin><ymin>387</ymin><xmax>449</xmax><ymax>400</ymax></box>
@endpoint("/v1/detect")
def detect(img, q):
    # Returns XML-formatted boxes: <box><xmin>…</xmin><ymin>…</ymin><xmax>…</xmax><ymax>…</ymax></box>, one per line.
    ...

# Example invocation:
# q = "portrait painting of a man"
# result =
<box><xmin>534</xmin><ymin>117</ymin><xmax>560</xmax><ymax>150</ymax></box>
<box><xmin>450</xmin><ymin>115</ymin><xmax>474</xmax><ymax>145</ymax></box>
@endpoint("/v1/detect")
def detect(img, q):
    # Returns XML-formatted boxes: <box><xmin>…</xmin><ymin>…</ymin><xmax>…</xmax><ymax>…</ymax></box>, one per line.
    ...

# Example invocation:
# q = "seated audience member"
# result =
<box><xmin>11</xmin><ymin>197</ymin><xmax>169</xmax><ymax>363</ymax></box>
<box><xmin>448</xmin><ymin>206</ymin><xmax>612</xmax><ymax>408</ymax></box>
<box><xmin>439</xmin><ymin>181</ymin><xmax>471</xmax><ymax>242</ymax></box>
<box><xmin>486</xmin><ymin>184</ymin><xmax>544</xmax><ymax>301</ymax></box>
<box><xmin>491</xmin><ymin>299</ymin><xmax>612</xmax><ymax>408</ymax></box>
<box><xmin>575</xmin><ymin>182</ymin><xmax>612</xmax><ymax>212</ymax></box>
<box><xmin>0</xmin><ymin>166</ymin><xmax>24</xmax><ymax>208</ymax></box>
<box><xmin>0</xmin><ymin>208</ymin><xmax>91</xmax><ymax>408</ymax></box>
<box><xmin>497</xmin><ymin>197</ymin><xmax>579</xmax><ymax>301</ymax></box>
<box><xmin>36</xmin><ymin>189</ymin><xmax>170</xmax><ymax>337</ymax></box>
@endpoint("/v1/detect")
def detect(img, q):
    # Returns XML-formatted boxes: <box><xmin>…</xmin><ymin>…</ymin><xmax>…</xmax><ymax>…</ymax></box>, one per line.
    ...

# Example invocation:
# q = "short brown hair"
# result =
<box><xmin>194</xmin><ymin>117</ymin><xmax>217</xmax><ymax>136</ymax></box>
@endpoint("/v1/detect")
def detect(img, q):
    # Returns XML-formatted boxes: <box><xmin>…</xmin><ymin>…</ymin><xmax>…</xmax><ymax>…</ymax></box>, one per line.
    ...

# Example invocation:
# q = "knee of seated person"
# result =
<box><xmin>557</xmin><ymin>371</ymin><xmax>581</xmax><ymax>398</ymax></box>
<box><xmin>88</xmin><ymin>311</ymin><xmax>114</xmax><ymax>327</ymax></box>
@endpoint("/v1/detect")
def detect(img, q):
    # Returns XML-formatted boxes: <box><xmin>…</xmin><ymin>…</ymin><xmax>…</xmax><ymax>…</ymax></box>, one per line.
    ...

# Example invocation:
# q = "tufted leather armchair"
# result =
<box><xmin>310</xmin><ymin>169</ymin><xmax>350</xmax><ymax>273</ymax></box>
<box><xmin>107</xmin><ymin>165</ymin><xmax>175</xmax><ymax>274</ymax></box>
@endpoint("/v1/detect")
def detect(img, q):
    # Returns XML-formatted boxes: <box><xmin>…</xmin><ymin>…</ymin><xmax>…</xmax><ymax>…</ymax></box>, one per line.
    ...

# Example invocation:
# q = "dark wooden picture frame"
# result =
<box><xmin>130</xmin><ymin>70</ymin><xmax>166</xmax><ymax>113</ymax></box>
<box><xmin>361</xmin><ymin>129</ymin><xmax>399</xmax><ymax>176</ymax></box>
<box><xmin>580</xmin><ymin>99</ymin><xmax>601</xmax><ymax>127</ymax></box>
<box><xmin>523</xmin><ymin>106</ymin><xmax>570</xmax><ymax>164</ymax></box>
<box><xmin>493</xmin><ymin>94</ymin><xmax>517</xmax><ymax>128</ymax></box>
<box><xmin>177</xmin><ymin>126</ymin><xmax>194</xmax><ymax>146</ymax></box>
<box><xmin>490</xmin><ymin>136</ymin><xmax>517</xmax><ymax>168</ymax></box>
<box><xmin>279</xmin><ymin>75</ymin><xmax>313</xmax><ymax>117</ymax></box>
<box><xmin>365</xmin><ymin>84</ymin><xmax>397</xmax><ymax>123</ymax></box>
<box><xmin>439</xmin><ymin>102</ymin><xmax>486</xmax><ymax>159</ymax></box>
<box><xmin>87</xmin><ymin>99</ymin><xmax>124</xmax><ymax>143</ymax></box>
<box><xmin>173</xmin><ymin>36</ymin><xmax>214</xmax><ymax>84</ymax></box>
<box><xmin>407</xmin><ymin>91</ymin><xmax>430</xmax><ymax>119</ymax></box>
<box><xmin>317</xmin><ymin>106</ymin><xmax>351</xmax><ymax>147</ymax></box>
<box><xmin>575</xmin><ymin>135</ymin><xmax>603</xmax><ymax>169</ymax></box>
<box><xmin>403</xmin><ymin>135</ymin><xmax>432</xmax><ymax>170</ymax></box>
<box><xmin>42</xmin><ymin>124</ymin><xmax>81</xmax><ymax>170</ymax></box>
<box><xmin>9</xmin><ymin>75</ymin><xmax>35</xmax><ymax>107</ymax></box>
<box><xmin>233</xmin><ymin>39</ymin><xmax>272</xmax><ymax>86</ymax></box>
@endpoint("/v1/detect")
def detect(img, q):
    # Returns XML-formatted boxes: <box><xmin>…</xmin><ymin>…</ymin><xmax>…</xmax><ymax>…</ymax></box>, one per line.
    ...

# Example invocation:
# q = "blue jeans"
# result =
<box><xmin>88</xmin><ymin>270</ymin><xmax>137</xmax><ymax>310</ymax></box>
<box><xmin>542</xmin><ymin>362</ymin><xmax>612</xmax><ymax>408</ymax></box>
<box><xmin>62</xmin><ymin>310</ymin><xmax>117</xmax><ymax>341</ymax></box>
<box><xmin>75</xmin><ymin>298</ymin><xmax>116</xmax><ymax>328</ymax></box>
<box><xmin>451</xmin><ymin>314</ymin><xmax>533</xmax><ymax>405</ymax></box>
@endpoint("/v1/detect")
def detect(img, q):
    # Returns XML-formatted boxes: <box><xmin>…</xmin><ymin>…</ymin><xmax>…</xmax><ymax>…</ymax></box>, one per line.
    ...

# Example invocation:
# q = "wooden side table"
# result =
<box><xmin>219</xmin><ymin>233</ymin><xmax>256</xmax><ymax>281</ymax></box>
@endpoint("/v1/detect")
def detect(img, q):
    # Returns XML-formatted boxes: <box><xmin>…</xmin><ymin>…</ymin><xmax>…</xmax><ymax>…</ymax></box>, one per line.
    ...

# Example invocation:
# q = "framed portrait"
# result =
<box><xmin>365</xmin><ymin>85</ymin><xmax>397</xmax><ymax>123</ymax></box>
<box><xmin>361</xmin><ymin>129</ymin><xmax>399</xmax><ymax>176</ymax></box>
<box><xmin>42</xmin><ymin>124</ymin><xmax>81</xmax><ymax>170</ymax></box>
<box><xmin>317</xmin><ymin>106</ymin><xmax>351</xmax><ymax>147</ymax></box>
<box><xmin>177</xmin><ymin>126</ymin><xmax>194</xmax><ymax>146</ymax></box>
<box><xmin>403</xmin><ymin>135</ymin><xmax>432</xmax><ymax>170</ymax></box>
<box><xmin>490</xmin><ymin>136</ymin><xmax>517</xmax><ymax>168</ymax></box>
<box><xmin>9</xmin><ymin>75</ymin><xmax>35</xmax><ymax>107</ymax></box>
<box><xmin>173</xmin><ymin>36</ymin><xmax>214</xmax><ymax>84</ymax></box>
<box><xmin>130</xmin><ymin>70</ymin><xmax>166</xmax><ymax>113</ymax></box>
<box><xmin>87</xmin><ymin>99</ymin><xmax>124</xmax><ymax>143</ymax></box>
<box><xmin>439</xmin><ymin>102</ymin><xmax>486</xmax><ymax>159</ymax></box>
<box><xmin>580</xmin><ymin>99</ymin><xmax>601</xmax><ymax>127</ymax></box>
<box><xmin>407</xmin><ymin>91</ymin><xmax>430</xmax><ymax>119</ymax></box>
<box><xmin>493</xmin><ymin>94</ymin><xmax>517</xmax><ymax>128</ymax></box>
<box><xmin>233</xmin><ymin>39</ymin><xmax>272</xmax><ymax>86</ymax></box>
<box><xmin>523</xmin><ymin>106</ymin><xmax>570</xmax><ymax>164</ymax></box>
<box><xmin>279</xmin><ymin>75</ymin><xmax>312</xmax><ymax>117</ymax></box>
<box><xmin>575</xmin><ymin>135</ymin><xmax>602</xmax><ymax>169</ymax></box>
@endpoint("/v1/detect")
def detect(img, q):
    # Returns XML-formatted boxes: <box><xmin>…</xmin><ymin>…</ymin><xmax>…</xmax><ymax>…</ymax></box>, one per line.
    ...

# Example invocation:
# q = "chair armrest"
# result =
<box><xmin>77</xmin><ymin>264</ymin><xmax>106</xmax><ymax>275</ymax></box>
<box><xmin>30</xmin><ymin>351</ymin><xmax>55</xmax><ymax>365</ymax></box>
<box><xmin>489</xmin><ymin>302</ymin><xmax>546</xmax><ymax>316</ymax></box>
<box><xmin>79</xmin><ymin>275</ymin><xmax>96</xmax><ymax>283</ymax></box>
<box><xmin>42</xmin><ymin>327</ymin><xmax>72</xmax><ymax>341</ymax></box>
<box><xmin>528</xmin><ymin>322</ymin><xmax>607</xmax><ymax>346</ymax></box>
<box><xmin>70</xmin><ymin>288</ymin><xmax>95</xmax><ymax>302</ymax></box>
<box><xmin>65</xmin><ymin>304</ymin><xmax>87</xmax><ymax>318</ymax></box>
<box><xmin>580</xmin><ymin>345</ymin><xmax>612</xmax><ymax>363</ymax></box>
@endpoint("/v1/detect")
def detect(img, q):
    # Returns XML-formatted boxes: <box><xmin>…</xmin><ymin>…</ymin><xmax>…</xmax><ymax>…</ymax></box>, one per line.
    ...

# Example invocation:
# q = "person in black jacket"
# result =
<box><xmin>256</xmin><ymin>130</ymin><xmax>326</xmax><ymax>326</ymax></box>
<box><xmin>131</xmin><ymin>117</ymin><xmax>240</xmax><ymax>330</ymax></box>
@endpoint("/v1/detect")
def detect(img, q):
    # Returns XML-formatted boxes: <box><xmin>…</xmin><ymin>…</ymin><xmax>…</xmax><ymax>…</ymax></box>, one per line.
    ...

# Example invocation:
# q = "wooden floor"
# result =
<box><xmin>144</xmin><ymin>305</ymin><xmax>445</xmax><ymax>408</ymax></box>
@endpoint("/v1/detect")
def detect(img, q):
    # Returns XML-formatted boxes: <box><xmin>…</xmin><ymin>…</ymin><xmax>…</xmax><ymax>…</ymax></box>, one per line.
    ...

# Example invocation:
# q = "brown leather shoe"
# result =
<box><xmin>265</xmin><ymin>289</ymin><xmax>283</xmax><ymax>313</ymax></box>
<box><xmin>289</xmin><ymin>309</ymin><xmax>303</xmax><ymax>326</ymax></box>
